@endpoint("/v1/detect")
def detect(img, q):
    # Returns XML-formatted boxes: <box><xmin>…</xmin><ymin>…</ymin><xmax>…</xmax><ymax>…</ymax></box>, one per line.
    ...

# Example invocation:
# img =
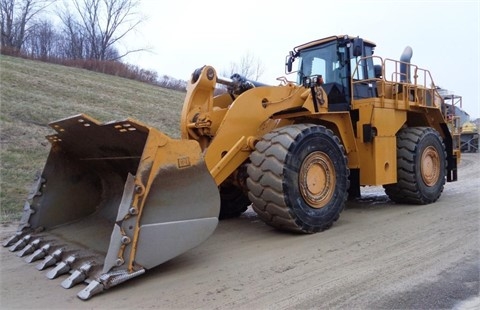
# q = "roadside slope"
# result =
<box><xmin>0</xmin><ymin>55</ymin><xmax>186</xmax><ymax>220</ymax></box>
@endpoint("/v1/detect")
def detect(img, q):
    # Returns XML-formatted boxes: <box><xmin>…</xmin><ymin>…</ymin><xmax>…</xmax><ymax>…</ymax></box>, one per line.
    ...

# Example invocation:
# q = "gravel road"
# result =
<box><xmin>1</xmin><ymin>153</ymin><xmax>479</xmax><ymax>309</ymax></box>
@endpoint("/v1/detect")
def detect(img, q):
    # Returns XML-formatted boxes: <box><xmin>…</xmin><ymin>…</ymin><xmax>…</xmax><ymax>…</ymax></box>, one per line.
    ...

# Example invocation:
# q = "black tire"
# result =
<box><xmin>384</xmin><ymin>127</ymin><xmax>446</xmax><ymax>204</ymax></box>
<box><xmin>246</xmin><ymin>124</ymin><xmax>349</xmax><ymax>233</ymax></box>
<box><xmin>218</xmin><ymin>184</ymin><xmax>250</xmax><ymax>219</ymax></box>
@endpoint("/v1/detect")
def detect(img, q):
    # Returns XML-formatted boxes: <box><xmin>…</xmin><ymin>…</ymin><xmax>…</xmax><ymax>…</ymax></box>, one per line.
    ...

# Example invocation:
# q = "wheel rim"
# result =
<box><xmin>421</xmin><ymin>146</ymin><xmax>440</xmax><ymax>186</ymax></box>
<box><xmin>299</xmin><ymin>151</ymin><xmax>336</xmax><ymax>209</ymax></box>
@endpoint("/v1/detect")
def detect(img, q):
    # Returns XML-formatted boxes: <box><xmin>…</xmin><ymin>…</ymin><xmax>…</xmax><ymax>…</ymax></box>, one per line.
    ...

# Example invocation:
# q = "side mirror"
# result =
<box><xmin>352</xmin><ymin>37</ymin><xmax>364</xmax><ymax>57</ymax></box>
<box><xmin>286</xmin><ymin>57</ymin><xmax>293</xmax><ymax>72</ymax></box>
<box><xmin>286</xmin><ymin>51</ymin><xmax>295</xmax><ymax>73</ymax></box>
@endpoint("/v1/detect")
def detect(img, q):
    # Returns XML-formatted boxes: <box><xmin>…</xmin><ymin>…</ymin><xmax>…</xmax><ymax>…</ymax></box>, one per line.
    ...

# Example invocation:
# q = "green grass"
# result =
<box><xmin>0</xmin><ymin>55</ymin><xmax>186</xmax><ymax>222</ymax></box>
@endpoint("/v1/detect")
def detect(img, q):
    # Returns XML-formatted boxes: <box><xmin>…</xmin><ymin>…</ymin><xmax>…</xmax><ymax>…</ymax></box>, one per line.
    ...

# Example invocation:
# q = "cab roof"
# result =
<box><xmin>294</xmin><ymin>35</ymin><xmax>376</xmax><ymax>52</ymax></box>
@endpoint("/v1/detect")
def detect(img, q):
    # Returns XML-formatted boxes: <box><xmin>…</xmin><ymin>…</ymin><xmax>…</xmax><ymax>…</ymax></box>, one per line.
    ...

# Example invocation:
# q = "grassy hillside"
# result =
<box><xmin>0</xmin><ymin>55</ymin><xmax>186</xmax><ymax>222</ymax></box>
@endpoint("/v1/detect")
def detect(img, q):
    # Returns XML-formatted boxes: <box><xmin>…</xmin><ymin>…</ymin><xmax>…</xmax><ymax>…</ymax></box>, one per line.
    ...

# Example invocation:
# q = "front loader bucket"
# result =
<box><xmin>2</xmin><ymin>114</ymin><xmax>220</xmax><ymax>300</ymax></box>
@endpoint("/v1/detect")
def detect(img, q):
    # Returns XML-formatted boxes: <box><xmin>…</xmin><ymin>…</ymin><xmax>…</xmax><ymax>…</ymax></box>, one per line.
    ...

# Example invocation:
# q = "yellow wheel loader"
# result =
<box><xmin>3</xmin><ymin>35</ymin><xmax>459</xmax><ymax>300</ymax></box>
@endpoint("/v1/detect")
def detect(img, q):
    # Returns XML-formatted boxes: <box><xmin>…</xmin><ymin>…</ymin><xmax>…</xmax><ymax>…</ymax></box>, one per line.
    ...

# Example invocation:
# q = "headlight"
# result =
<box><xmin>303</xmin><ymin>77</ymin><xmax>312</xmax><ymax>88</ymax></box>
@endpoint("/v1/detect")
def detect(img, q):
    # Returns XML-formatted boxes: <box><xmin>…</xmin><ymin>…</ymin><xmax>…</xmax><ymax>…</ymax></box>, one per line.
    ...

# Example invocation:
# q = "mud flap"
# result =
<box><xmin>2</xmin><ymin>114</ymin><xmax>220</xmax><ymax>300</ymax></box>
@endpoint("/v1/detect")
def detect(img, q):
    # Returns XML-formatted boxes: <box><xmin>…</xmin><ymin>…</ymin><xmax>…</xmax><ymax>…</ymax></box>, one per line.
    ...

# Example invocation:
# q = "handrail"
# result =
<box><xmin>351</xmin><ymin>55</ymin><xmax>443</xmax><ymax>110</ymax></box>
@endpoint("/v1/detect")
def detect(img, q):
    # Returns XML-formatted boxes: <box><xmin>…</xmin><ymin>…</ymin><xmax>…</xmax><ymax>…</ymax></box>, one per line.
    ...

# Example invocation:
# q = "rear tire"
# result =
<box><xmin>384</xmin><ymin>127</ymin><xmax>446</xmax><ymax>204</ymax></box>
<box><xmin>247</xmin><ymin>124</ymin><xmax>349</xmax><ymax>233</ymax></box>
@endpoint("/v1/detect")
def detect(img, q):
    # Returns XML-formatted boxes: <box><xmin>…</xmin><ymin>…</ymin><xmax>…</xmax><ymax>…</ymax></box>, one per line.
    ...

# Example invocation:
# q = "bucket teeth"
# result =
<box><xmin>46</xmin><ymin>255</ymin><xmax>76</xmax><ymax>279</ymax></box>
<box><xmin>3</xmin><ymin>232</ymin><xmax>24</xmax><ymax>247</ymax></box>
<box><xmin>16</xmin><ymin>238</ymin><xmax>41</xmax><ymax>257</ymax></box>
<box><xmin>25</xmin><ymin>243</ymin><xmax>51</xmax><ymax>263</ymax></box>
<box><xmin>77</xmin><ymin>280</ymin><xmax>104</xmax><ymax>300</ymax></box>
<box><xmin>9</xmin><ymin>234</ymin><xmax>31</xmax><ymax>252</ymax></box>
<box><xmin>36</xmin><ymin>248</ymin><xmax>63</xmax><ymax>270</ymax></box>
<box><xmin>61</xmin><ymin>262</ymin><xmax>94</xmax><ymax>289</ymax></box>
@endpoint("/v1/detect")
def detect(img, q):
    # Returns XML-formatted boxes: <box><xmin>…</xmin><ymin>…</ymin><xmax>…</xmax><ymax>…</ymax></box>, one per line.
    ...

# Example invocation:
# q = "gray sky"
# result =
<box><xmin>125</xmin><ymin>0</ymin><xmax>480</xmax><ymax>119</ymax></box>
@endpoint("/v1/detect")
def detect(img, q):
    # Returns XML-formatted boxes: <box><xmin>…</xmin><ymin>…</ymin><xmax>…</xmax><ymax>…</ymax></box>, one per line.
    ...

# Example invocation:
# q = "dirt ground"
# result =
<box><xmin>1</xmin><ymin>153</ymin><xmax>479</xmax><ymax>309</ymax></box>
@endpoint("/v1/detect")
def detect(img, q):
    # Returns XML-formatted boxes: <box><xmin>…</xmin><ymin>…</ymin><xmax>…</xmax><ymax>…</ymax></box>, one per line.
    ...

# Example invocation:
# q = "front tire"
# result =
<box><xmin>384</xmin><ymin>127</ymin><xmax>446</xmax><ymax>204</ymax></box>
<box><xmin>219</xmin><ymin>184</ymin><xmax>250</xmax><ymax>219</ymax></box>
<box><xmin>247</xmin><ymin>124</ymin><xmax>349</xmax><ymax>233</ymax></box>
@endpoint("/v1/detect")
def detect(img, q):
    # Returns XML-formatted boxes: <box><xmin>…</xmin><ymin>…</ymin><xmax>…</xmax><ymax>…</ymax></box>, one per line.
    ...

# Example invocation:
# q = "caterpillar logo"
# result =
<box><xmin>177</xmin><ymin>156</ymin><xmax>191</xmax><ymax>168</ymax></box>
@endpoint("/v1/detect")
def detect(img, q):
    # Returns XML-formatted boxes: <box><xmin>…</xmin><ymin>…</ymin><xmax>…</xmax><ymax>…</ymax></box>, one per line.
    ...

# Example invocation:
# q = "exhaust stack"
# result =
<box><xmin>400</xmin><ymin>46</ymin><xmax>413</xmax><ymax>83</ymax></box>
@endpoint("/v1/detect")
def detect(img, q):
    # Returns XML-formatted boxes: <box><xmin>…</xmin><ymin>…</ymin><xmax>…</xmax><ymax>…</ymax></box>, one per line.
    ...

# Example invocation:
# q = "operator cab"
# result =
<box><xmin>286</xmin><ymin>35</ymin><xmax>377</xmax><ymax>111</ymax></box>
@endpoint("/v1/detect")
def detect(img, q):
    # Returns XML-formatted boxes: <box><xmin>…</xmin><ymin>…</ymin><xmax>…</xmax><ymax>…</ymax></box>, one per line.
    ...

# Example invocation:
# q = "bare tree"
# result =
<box><xmin>57</xmin><ymin>9</ymin><xmax>86</xmax><ymax>59</ymax></box>
<box><xmin>225</xmin><ymin>52</ymin><xmax>265</xmax><ymax>81</ymax></box>
<box><xmin>63</xmin><ymin>0</ymin><xmax>143</xmax><ymax>61</ymax></box>
<box><xmin>0</xmin><ymin>0</ymin><xmax>14</xmax><ymax>47</ymax></box>
<box><xmin>23</xmin><ymin>18</ymin><xmax>56</xmax><ymax>58</ymax></box>
<box><xmin>0</xmin><ymin>0</ymin><xmax>55</xmax><ymax>51</ymax></box>
<box><xmin>157</xmin><ymin>75</ymin><xmax>187</xmax><ymax>91</ymax></box>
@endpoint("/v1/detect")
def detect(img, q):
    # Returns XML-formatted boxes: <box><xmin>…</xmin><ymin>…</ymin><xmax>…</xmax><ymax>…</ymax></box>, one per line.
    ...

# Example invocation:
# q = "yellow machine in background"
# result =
<box><xmin>3</xmin><ymin>35</ymin><xmax>459</xmax><ymax>299</ymax></box>
<box><xmin>461</xmin><ymin>121</ymin><xmax>479</xmax><ymax>152</ymax></box>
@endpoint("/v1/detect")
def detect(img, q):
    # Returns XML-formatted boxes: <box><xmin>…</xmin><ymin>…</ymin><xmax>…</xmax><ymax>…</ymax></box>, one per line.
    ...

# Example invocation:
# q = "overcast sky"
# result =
<box><xmin>124</xmin><ymin>0</ymin><xmax>479</xmax><ymax>119</ymax></box>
